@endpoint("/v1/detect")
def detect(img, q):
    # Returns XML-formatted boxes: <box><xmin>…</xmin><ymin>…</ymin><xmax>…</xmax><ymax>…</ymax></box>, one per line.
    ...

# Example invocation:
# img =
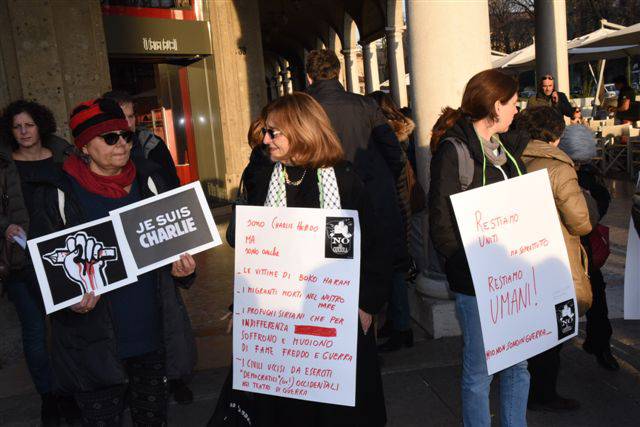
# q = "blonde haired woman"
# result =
<box><xmin>240</xmin><ymin>92</ymin><xmax>388</xmax><ymax>426</ymax></box>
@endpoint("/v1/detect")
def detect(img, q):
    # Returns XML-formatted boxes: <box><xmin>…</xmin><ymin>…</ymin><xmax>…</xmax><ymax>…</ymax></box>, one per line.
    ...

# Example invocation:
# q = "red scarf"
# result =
<box><xmin>63</xmin><ymin>155</ymin><xmax>137</xmax><ymax>198</ymax></box>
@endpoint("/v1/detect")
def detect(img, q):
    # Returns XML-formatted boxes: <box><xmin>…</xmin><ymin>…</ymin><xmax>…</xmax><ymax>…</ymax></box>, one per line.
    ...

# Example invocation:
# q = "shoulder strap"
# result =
<box><xmin>443</xmin><ymin>137</ymin><xmax>474</xmax><ymax>191</ymax></box>
<box><xmin>57</xmin><ymin>189</ymin><xmax>67</xmax><ymax>226</ymax></box>
<box><xmin>147</xmin><ymin>177</ymin><xmax>159</xmax><ymax>196</ymax></box>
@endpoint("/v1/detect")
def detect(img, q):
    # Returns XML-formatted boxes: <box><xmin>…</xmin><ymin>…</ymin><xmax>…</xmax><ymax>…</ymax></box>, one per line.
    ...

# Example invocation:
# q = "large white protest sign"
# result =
<box><xmin>110</xmin><ymin>181</ymin><xmax>222</xmax><ymax>274</ymax></box>
<box><xmin>451</xmin><ymin>169</ymin><xmax>578</xmax><ymax>375</ymax></box>
<box><xmin>233</xmin><ymin>206</ymin><xmax>360</xmax><ymax>406</ymax></box>
<box><xmin>624</xmin><ymin>217</ymin><xmax>640</xmax><ymax>319</ymax></box>
<box><xmin>28</xmin><ymin>217</ymin><xmax>138</xmax><ymax>314</ymax></box>
<box><xmin>624</xmin><ymin>175</ymin><xmax>640</xmax><ymax>319</ymax></box>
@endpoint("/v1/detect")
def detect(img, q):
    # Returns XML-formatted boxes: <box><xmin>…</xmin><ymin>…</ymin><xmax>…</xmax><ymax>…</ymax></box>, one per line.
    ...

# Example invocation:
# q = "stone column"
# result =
<box><xmin>276</xmin><ymin>67</ymin><xmax>285</xmax><ymax>97</ymax></box>
<box><xmin>385</xmin><ymin>26</ymin><xmax>407</xmax><ymax>106</ymax></box>
<box><xmin>386</xmin><ymin>0</ymin><xmax>408</xmax><ymax>107</ymax></box>
<box><xmin>405</xmin><ymin>0</ymin><xmax>492</xmax><ymax>337</ymax></box>
<box><xmin>281</xmin><ymin>62</ymin><xmax>293</xmax><ymax>94</ymax></box>
<box><xmin>208</xmin><ymin>0</ymin><xmax>268</xmax><ymax>197</ymax></box>
<box><xmin>534</xmin><ymin>0</ymin><xmax>570</xmax><ymax>94</ymax></box>
<box><xmin>0</xmin><ymin>0</ymin><xmax>111</xmax><ymax>140</ymax></box>
<box><xmin>342</xmin><ymin>49</ymin><xmax>360</xmax><ymax>93</ymax></box>
<box><xmin>363</xmin><ymin>42</ymin><xmax>380</xmax><ymax>93</ymax></box>
<box><xmin>269</xmin><ymin>76</ymin><xmax>279</xmax><ymax>100</ymax></box>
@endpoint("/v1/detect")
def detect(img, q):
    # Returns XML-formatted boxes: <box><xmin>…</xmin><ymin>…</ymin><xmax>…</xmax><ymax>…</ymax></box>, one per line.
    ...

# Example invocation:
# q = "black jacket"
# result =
<box><xmin>31</xmin><ymin>158</ymin><xmax>196</xmax><ymax>392</ymax></box>
<box><xmin>428</xmin><ymin>116</ymin><xmax>528</xmax><ymax>295</ymax></box>
<box><xmin>528</xmin><ymin>91</ymin><xmax>574</xmax><ymax>119</ymax></box>
<box><xmin>243</xmin><ymin>157</ymin><xmax>389</xmax><ymax>315</ymax></box>
<box><xmin>241</xmin><ymin>159</ymin><xmax>387</xmax><ymax>425</ymax></box>
<box><xmin>132</xmin><ymin>130</ymin><xmax>180</xmax><ymax>189</ymax></box>
<box><xmin>0</xmin><ymin>147</ymin><xmax>29</xmax><ymax>270</ymax></box>
<box><xmin>307</xmin><ymin>79</ymin><xmax>408</xmax><ymax>272</ymax></box>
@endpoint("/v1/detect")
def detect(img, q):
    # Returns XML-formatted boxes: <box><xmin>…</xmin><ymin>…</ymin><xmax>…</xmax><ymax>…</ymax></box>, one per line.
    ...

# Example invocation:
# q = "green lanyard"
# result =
<box><xmin>275</xmin><ymin>165</ymin><xmax>286</xmax><ymax>206</ymax></box>
<box><xmin>317</xmin><ymin>169</ymin><xmax>325</xmax><ymax>208</ymax></box>
<box><xmin>277</xmin><ymin>165</ymin><xmax>326</xmax><ymax>208</ymax></box>
<box><xmin>477</xmin><ymin>135</ymin><xmax>523</xmax><ymax>186</ymax></box>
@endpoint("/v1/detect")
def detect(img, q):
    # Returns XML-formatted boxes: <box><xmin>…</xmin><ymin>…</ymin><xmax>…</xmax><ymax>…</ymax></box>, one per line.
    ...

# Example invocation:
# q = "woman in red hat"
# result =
<box><xmin>32</xmin><ymin>97</ymin><xmax>197</xmax><ymax>426</ymax></box>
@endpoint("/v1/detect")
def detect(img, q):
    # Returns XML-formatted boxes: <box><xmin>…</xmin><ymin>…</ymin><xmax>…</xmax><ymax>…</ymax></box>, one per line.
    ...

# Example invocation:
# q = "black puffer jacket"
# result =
<box><xmin>31</xmin><ymin>159</ymin><xmax>197</xmax><ymax>392</ymax></box>
<box><xmin>307</xmin><ymin>79</ymin><xmax>408</xmax><ymax>272</ymax></box>
<box><xmin>428</xmin><ymin>116</ymin><xmax>529</xmax><ymax>296</ymax></box>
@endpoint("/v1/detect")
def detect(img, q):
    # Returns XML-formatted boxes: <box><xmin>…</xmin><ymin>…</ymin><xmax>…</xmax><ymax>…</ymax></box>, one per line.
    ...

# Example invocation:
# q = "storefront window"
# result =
<box><xmin>101</xmin><ymin>0</ymin><xmax>192</xmax><ymax>9</ymax></box>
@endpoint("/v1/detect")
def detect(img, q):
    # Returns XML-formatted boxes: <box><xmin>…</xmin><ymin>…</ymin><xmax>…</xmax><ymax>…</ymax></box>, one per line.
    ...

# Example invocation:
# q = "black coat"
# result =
<box><xmin>307</xmin><ymin>79</ymin><xmax>408</xmax><ymax>272</ymax></box>
<box><xmin>0</xmin><ymin>148</ymin><xmax>29</xmax><ymax>270</ymax></box>
<box><xmin>132</xmin><ymin>130</ymin><xmax>181</xmax><ymax>189</ymax></box>
<box><xmin>31</xmin><ymin>158</ymin><xmax>197</xmax><ymax>392</ymax></box>
<box><xmin>528</xmin><ymin>91</ymin><xmax>574</xmax><ymax>118</ymax></box>
<box><xmin>428</xmin><ymin>117</ymin><xmax>528</xmax><ymax>296</ymax></box>
<box><xmin>241</xmin><ymin>159</ymin><xmax>387</xmax><ymax>426</ymax></box>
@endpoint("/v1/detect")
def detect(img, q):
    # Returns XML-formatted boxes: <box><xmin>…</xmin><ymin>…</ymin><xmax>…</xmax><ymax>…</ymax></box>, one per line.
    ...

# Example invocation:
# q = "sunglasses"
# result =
<box><xmin>261</xmin><ymin>127</ymin><xmax>283</xmax><ymax>139</ymax></box>
<box><xmin>542</xmin><ymin>75</ymin><xmax>554</xmax><ymax>80</ymax></box>
<box><xmin>100</xmin><ymin>131</ymin><xmax>133</xmax><ymax>145</ymax></box>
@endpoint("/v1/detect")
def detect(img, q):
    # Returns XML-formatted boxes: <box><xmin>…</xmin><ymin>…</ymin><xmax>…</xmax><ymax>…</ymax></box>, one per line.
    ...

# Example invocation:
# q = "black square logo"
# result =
<box><xmin>325</xmin><ymin>217</ymin><xmax>354</xmax><ymax>259</ymax></box>
<box><xmin>555</xmin><ymin>299</ymin><xmax>576</xmax><ymax>340</ymax></box>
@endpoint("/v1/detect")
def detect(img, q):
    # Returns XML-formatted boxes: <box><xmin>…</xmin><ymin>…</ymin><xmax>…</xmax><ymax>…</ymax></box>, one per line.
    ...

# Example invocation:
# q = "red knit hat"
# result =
<box><xmin>69</xmin><ymin>98</ymin><xmax>129</xmax><ymax>149</ymax></box>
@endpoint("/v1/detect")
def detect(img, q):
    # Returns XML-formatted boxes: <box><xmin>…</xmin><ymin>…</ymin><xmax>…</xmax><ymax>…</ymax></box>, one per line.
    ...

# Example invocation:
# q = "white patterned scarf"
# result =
<box><xmin>264</xmin><ymin>162</ymin><xmax>341</xmax><ymax>209</ymax></box>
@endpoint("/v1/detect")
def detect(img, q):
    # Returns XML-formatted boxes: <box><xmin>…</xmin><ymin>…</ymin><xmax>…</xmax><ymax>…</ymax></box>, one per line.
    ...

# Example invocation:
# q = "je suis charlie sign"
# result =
<box><xmin>28</xmin><ymin>182</ymin><xmax>222</xmax><ymax>313</ymax></box>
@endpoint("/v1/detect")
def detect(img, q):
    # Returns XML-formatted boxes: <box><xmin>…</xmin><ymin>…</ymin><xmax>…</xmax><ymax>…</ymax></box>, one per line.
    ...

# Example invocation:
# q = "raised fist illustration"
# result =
<box><xmin>44</xmin><ymin>231</ymin><xmax>118</xmax><ymax>295</ymax></box>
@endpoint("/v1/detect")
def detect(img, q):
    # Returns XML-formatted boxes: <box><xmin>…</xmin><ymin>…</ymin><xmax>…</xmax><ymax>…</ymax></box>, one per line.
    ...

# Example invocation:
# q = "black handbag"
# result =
<box><xmin>226</xmin><ymin>171</ymin><xmax>247</xmax><ymax>248</ymax></box>
<box><xmin>207</xmin><ymin>369</ymin><xmax>257</xmax><ymax>427</ymax></box>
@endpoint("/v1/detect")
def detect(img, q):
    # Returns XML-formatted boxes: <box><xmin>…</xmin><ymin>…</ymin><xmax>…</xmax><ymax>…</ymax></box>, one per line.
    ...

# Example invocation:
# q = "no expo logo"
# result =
<box><xmin>325</xmin><ymin>217</ymin><xmax>354</xmax><ymax>259</ymax></box>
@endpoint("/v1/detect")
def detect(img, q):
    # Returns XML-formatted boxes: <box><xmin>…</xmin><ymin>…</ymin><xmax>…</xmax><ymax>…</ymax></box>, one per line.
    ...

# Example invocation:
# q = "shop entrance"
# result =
<box><xmin>109</xmin><ymin>58</ymin><xmax>201</xmax><ymax>185</ymax></box>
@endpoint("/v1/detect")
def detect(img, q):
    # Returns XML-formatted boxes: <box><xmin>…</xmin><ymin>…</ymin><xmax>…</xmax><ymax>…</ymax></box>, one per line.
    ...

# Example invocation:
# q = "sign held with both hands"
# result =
<box><xmin>28</xmin><ymin>182</ymin><xmax>221</xmax><ymax>314</ymax></box>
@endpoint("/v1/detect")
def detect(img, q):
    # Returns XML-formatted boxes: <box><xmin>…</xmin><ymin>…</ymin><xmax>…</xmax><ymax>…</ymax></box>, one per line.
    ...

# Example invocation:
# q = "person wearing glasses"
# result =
<box><xmin>233</xmin><ymin>93</ymin><xmax>387</xmax><ymax>426</ymax></box>
<box><xmin>527</xmin><ymin>74</ymin><xmax>575</xmax><ymax>120</ymax></box>
<box><xmin>1</xmin><ymin>99</ymin><xmax>75</xmax><ymax>425</ymax></box>
<box><xmin>31</xmin><ymin>98</ymin><xmax>197</xmax><ymax>426</ymax></box>
<box><xmin>102</xmin><ymin>90</ymin><xmax>181</xmax><ymax>190</ymax></box>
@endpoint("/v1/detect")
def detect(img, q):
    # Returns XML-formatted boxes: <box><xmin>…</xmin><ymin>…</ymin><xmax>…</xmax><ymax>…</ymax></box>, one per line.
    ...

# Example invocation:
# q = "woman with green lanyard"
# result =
<box><xmin>238</xmin><ymin>92</ymin><xmax>388</xmax><ymax>426</ymax></box>
<box><xmin>429</xmin><ymin>69</ymin><xmax>530</xmax><ymax>427</ymax></box>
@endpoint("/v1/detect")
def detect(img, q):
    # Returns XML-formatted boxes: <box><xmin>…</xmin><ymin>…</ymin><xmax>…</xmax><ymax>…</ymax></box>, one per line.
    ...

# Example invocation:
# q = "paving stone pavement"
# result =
<box><xmin>1</xmin><ymin>179</ymin><xmax>639</xmax><ymax>426</ymax></box>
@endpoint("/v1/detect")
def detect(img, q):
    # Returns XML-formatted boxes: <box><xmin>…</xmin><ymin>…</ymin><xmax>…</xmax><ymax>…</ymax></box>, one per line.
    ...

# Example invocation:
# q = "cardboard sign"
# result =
<box><xmin>110</xmin><ymin>181</ymin><xmax>222</xmax><ymax>274</ymax></box>
<box><xmin>28</xmin><ymin>217</ymin><xmax>137</xmax><ymax>314</ymax></box>
<box><xmin>233</xmin><ymin>206</ymin><xmax>360</xmax><ymax>406</ymax></box>
<box><xmin>624</xmin><ymin>217</ymin><xmax>640</xmax><ymax>319</ymax></box>
<box><xmin>450</xmin><ymin>170</ymin><xmax>578</xmax><ymax>374</ymax></box>
<box><xmin>624</xmin><ymin>173</ymin><xmax>640</xmax><ymax>319</ymax></box>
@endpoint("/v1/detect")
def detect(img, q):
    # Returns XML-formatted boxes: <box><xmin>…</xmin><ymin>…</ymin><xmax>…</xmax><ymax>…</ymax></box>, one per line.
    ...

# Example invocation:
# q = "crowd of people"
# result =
<box><xmin>0</xmin><ymin>48</ymin><xmax>633</xmax><ymax>426</ymax></box>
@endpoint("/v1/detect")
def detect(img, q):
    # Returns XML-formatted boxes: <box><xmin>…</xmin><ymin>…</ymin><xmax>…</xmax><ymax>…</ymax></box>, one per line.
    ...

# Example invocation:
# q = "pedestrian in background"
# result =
<box><xmin>517</xmin><ymin>107</ymin><xmax>595</xmax><ymax>413</ymax></box>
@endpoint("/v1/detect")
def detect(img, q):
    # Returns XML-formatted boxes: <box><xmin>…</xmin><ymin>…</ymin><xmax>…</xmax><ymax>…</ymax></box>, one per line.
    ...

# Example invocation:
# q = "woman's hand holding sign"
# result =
<box><xmin>71</xmin><ymin>292</ymin><xmax>100</xmax><ymax>314</ymax></box>
<box><xmin>171</xmin><ymin>253</ymin><xmax>196</xmax><ymax>277</ymax></box>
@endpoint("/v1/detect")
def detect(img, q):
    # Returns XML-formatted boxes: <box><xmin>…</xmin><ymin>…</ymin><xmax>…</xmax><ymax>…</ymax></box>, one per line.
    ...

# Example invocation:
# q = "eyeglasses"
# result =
<box><xmin>542</xmin><ymin>75</ymin><xmax>554</xmax><ymax>80</ymax></box>
<box><xmin>100</xmin><ymin>131</ymin><xmax>133</xmax><ymax>145</ymax></box>
<box><xmin>261</xmin><ymin>127</ymin><xmax>283</xmax><ymax>139</ymax></box>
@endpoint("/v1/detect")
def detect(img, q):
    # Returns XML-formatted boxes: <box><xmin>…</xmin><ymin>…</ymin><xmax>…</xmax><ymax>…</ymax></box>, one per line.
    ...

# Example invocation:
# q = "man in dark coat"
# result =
<box><xmin>305</xmin><ymin>49</ymin><xmax>407</xmax><ymax>309</ymax></box>
<box><xmin>527</xmin><ymin>74</ymin><xmax>575</xmax><ymax>119</ymax></box>
<box><xmin>102</xmin><ymin>90</ymin><xmax>181</xmax><ymax>189</ymax></box>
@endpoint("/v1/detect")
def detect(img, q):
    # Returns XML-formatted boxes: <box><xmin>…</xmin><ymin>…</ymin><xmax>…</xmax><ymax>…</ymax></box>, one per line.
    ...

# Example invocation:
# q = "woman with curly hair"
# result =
<box><xmin>1</xmin><ymin>99</ymin><xmax>73</xmax><ymax>425</ymax></box>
